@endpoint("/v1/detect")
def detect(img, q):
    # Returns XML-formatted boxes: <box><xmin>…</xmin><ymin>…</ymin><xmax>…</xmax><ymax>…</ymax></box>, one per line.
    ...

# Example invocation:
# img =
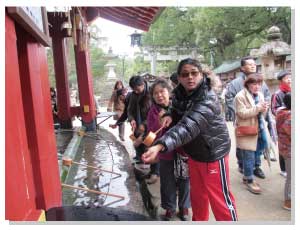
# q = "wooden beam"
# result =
<box><xmin>99</xmin><ymin>8</ymin><xmax>149</xmax><ymax>31</ymax></box>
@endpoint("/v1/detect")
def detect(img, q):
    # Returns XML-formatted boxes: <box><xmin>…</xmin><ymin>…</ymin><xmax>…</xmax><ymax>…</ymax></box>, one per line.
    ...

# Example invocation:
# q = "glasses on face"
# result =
<box><xmin>245</xmin><ymin>62</ymin><xmax>256</xmax><ymax>67</ymax></box>
<box><xmin>179</xmin><ymin>71</ymin><xmax>200</xmax><ymax>78</ymax></box>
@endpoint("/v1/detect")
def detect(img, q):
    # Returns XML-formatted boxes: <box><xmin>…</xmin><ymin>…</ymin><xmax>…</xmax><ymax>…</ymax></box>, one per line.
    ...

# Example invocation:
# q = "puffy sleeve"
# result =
<box><xmin>156</xmin><ymin>101</ymin><xmax>212</xmax><ymax>153</ymax></box>
<box><xmin>234</xmin><ymin>93</ymin><xmax>261</xmax><ymax>119</ymax></box>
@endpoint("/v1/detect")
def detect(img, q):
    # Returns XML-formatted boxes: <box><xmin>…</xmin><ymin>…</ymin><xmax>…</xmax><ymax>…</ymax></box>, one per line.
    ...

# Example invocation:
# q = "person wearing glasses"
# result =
<box><xmin>142</xmin><ymin>58</ymin><xmax>237</xmax><ymax>221</ymax></box>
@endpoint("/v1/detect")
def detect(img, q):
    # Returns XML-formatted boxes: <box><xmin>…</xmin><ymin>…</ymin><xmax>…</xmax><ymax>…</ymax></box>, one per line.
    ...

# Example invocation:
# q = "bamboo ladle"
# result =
<box><xmin>143</xmin><ymin>126</ymin><xmax>164</xmax><ymax>147</ymax></box>
<box><xmin>61</xmin><ymin>183</ymin><xmax>125</xmax><ymax>199</ymax></box>
<box><xmin>62</xmin><ymin>158</ymin><xmax>121</xmax><ymax>177</ymax></box>
<box><xmin>129</xmin><ymin>126</ymin><xmax>137</xmax><ymax>141</ymax></box>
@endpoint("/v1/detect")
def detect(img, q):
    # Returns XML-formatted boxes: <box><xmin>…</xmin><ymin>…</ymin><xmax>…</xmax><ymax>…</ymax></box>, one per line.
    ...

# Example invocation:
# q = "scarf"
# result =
<box><xmin>279</xmin><ymin>82</ymin><xmax>291</xmax><ymax>93</ymax></box>
<box><xmin>253</xmin><ymin>94</ymin><xmax>268</xmax><ymax>152</ymax></box>
<box><xmin>154</xmin><ymin>101</ymin><xmax>170</xmax><ymax>111</ymax></box>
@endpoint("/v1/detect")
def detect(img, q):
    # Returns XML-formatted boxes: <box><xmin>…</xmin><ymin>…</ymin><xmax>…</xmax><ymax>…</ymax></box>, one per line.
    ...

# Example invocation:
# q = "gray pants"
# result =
<box><xmin>159</xmin><ymin>159</ymin><xmax>191</xmax><ymax>211</ymax></box>
<box><xmin>118</xmin><ymin>123</ymin><xmax>125</xmax><ymax>139</ymax></box>
<box><xmin>284</xmin><ymin>157</ymin><xmax>291</xmax><ymax>201</ymax></box>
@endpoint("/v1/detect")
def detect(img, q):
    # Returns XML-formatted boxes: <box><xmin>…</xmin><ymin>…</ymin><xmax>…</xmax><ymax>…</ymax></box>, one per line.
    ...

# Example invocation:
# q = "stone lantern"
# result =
<box><xmin>250</xmin><ymin>26</ymin><xmax>291</xmax><ymax>93</ymax></box>
<box><xmin>105</xmin><ymin>47</ymin><xmax>118</xmax><ymax>80</ymax></box>
<box><xmin>98</xmin><ymin>47</ymin><xmax>120</xmax><ymax>103</ymax></box>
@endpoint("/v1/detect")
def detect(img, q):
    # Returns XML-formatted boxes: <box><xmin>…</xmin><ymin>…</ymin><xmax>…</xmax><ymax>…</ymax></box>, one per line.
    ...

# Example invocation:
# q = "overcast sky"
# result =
<box><xmin>93</xmin><ymin>17</ymin><xmax>142</xmax><ymax>57</ymax></box>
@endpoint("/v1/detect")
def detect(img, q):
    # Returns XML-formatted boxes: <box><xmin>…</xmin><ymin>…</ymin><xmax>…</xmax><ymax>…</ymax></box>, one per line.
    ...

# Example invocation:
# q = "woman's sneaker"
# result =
<box><xmin>243</xmin><ymin>178</ymin><xmax>260</xmax><ymax>185</ymax></box>
<box><xmin>283</xmin><ymin>200</ymin><xmax>291</xmax><ymax>211</ymax></box>
<box><xmin>163</xmin><ymin>209</ymin><xmax>176</xmax><ymax>221</ymax></box>
<box><xmin>246</xmin><ymin>181</ymin><xmax>262</xmax><ymax>194</ymax></box>
<box><xmin>280</xmin><ymin>171</ymin><xmax>287</xmax><ymax>178</ymax></box>
<box><xmin>178</xmin><ymin>208</ymin><xmax>189</xmax><ymax>221</ymax></box>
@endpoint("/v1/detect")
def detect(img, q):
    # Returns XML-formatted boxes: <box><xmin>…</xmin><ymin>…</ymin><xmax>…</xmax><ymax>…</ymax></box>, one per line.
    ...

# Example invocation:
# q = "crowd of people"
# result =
<box><xmin>107</xmin><ymin>57</ymin><xmax>292</xmax><ymax>221</ymax></box>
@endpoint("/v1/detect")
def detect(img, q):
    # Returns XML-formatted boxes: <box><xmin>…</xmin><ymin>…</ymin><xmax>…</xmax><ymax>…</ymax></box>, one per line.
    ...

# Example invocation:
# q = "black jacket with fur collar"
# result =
<box><xmin>156</xmin><ymin>77</ymin><xmax>231</xmax><ymax>162</ymax></box>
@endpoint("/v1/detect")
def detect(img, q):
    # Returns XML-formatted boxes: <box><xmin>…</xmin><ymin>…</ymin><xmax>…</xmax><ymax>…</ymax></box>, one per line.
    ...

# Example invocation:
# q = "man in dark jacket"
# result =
<box><xmin>109</xmin><ymin>75</ymin><xmax>151</xmax><ymax>138</ymax></box>
<box><xmin>142</xmin><ymin>58</ymin><xmax>237</xmax><ymax>221</ymax></box>
<box><xmin>271</xmin><ymin>69</ymin><xmax>291</xmax><ymax>177</ymax></box>
<box><xmin>271</xmin><ymin>70</ymin><xmax>291</xmax><ymax>115</ymax></box>
<box><xmin>127</xmin><ymin>75</ymin><xmax>152</xmax><ymax>130</ymax></box>
<box><xmin>225</xmin><ymin>57</ymin><xmax>271</xmax><ymax>121</ymax></box>
<box><xmin>225</xmin><ymin>56</ymin><xmax>271</xmax><ymax>179</ymax></box>
<box><xmin>127</xmin><ymin>76</ymin><xmax>153</xmax><ymax>164</ymax></box>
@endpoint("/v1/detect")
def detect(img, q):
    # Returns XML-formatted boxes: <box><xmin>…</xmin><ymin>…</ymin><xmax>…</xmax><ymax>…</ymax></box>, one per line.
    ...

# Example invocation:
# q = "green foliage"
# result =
<box><xmin>125</xmin><ymin>56</ymin><xmax>150</xmax><ymax>79</ymax></box>
<box><xmin>140</xmin><ymin>7</ymin><xmax>291</xmax><ymax>68</ymax></box>
<box><xmin>156</xmin><ymin>61</ymin><xmax>177</xmax><ymax>76</ymax></box>
<box><xmin>66</xmin><ymin>39</ymin><xmax>77</xmax><ymax>86</ymax></box>
<box><xmin>89</xmin><ymin>43</ymin><xmax>107</xmax><ymax>79</ymax></box>
<box><xmin>46</xmin><ymin>35</ymin><xmax>107</xmax><ymax>93</ymax></box>
<box><xmin>115</xmin><ymin>55</ymin><xmax>177</xmax><ymax>82</ymax></box>
<box><xmin>142</xmin><ymin>7</ymin><xmax>196</xmax><ymax>47</ymax></box>
<box><xmin>192</xmin><ymin>7</ymin><xmax>291</xmax><ymax>66</ymax></box>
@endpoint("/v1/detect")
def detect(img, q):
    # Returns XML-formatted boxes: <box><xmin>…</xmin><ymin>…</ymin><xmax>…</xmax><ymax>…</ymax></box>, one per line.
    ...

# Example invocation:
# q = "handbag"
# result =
<box><xmin>174</xmin><ymin>152</ymin><xmax>189</xmax><ymax>179</ymax></box>
<box><xmin>235</xmin><ymin>125</ymin><xmax>258</xmax><ymax>137</ymax></box>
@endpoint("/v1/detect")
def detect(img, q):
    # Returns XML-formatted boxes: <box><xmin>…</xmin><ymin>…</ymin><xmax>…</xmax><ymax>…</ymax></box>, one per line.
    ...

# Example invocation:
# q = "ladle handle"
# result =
<box><xmin>61</xmin><ymin>183</ymin><xmax>125</xmax><ymax>199</ymax></box>
<box><xmin>72</xmin><ymin>161</ymin><xmax>121</xmax><ymax>176</ymax></box>
<box><xmin>154</xmin><ymin>125</ymin><xmax>164</xmax><ymax>135</ymax></box>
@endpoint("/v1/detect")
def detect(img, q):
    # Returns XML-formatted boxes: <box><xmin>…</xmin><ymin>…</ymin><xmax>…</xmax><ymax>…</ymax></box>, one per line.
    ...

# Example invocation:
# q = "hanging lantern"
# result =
<box><xmin>61</xmin><ymin>21</ymin><xmax>72</xmax><ymax>37</ymax></box>
<box><xmin>130</xmin><ymin>30</ymin><xmax>142</xmax><ymax>47</ymax></box>
<box><xmin>60</xmin><ymin>8</ymin><xmax>73</xmax><ymax>37</ymax></box>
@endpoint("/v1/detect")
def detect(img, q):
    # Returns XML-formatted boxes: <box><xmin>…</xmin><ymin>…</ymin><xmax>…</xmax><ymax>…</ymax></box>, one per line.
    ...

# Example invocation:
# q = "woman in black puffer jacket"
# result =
<box><xmin>142</xmin><ymin>58</ymin><xmax>237</xmax><ymax>221</ymax></box>
<box><xmin>163</xmin><ymin>76</ymin><xmax>230</xmax><ymax>162</ymax></box>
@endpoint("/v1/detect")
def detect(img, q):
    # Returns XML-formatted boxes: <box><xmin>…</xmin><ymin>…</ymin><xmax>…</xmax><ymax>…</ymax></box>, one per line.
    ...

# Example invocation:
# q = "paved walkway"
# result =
<box><xmin>99</xmin><ymin>111</ymin><xmax>292</xmax><ymax>222</ymax></box>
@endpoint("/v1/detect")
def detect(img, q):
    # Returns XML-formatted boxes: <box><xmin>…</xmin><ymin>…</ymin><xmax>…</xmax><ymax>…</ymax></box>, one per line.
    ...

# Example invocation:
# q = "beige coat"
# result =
<box><xmin>107</xmin><ymin>90</ymin><xmax>125</xmax><ymax>120</ymax></box>
<box><xmin>234</xmin><ymin>88</ymin><xmax>265</xmax><ymax>151</ymax></box>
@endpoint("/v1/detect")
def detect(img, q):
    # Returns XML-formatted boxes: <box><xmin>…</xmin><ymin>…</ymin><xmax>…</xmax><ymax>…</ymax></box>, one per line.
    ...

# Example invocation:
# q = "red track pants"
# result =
<box><xmin>188</xmin><ymin>154</ymin><xmax>238</xmax><ymax>221</ymax></box>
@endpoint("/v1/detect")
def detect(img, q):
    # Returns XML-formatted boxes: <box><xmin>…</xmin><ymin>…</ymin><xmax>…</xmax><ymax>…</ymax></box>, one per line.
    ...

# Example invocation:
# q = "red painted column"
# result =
<box><xmin>16</xmin><ymin>25</ymin><xmax>62</xmax><ymax>211</ymax></box>
<box><xmin>74</xmin><ymin>18</ymin><xmax>96</xmax><ymax>131</ymax></box>
<box><xmin>5</xmin><ymin>13</ymin><xmax>41</xmax><ymax>221</ymax></box>
<box><xmin>49</xmin><ymin>15</ymin><xmax>73</xmax><ymax>129</ymax></box>
<box><xmin>74</xmin><ymin>46</ymin><xmax>96</xmax><ymax>130</ymax></box>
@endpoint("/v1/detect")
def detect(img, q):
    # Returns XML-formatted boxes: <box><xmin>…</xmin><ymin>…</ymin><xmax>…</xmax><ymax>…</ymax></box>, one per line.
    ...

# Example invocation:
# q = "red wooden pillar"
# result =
<box><xmin>74</xmin><ymin>15</ymin><xmax>96</xmax><ymax>131</ymax></box>
<box><xmin>16</xmin><ymin>25</ymin><xmax>62</xmax><ymax>211</ymax></box>
<box><xmin>74</xmin><ymin>47</ymin><xmax>97</xmax><ymax>130</ymax></box>
<box><xmin>5</xmin><ymin>13</ymin><xmax>40</xmax><ymax>221</ymax></box>
<box><xmin>48</xmin><ymin>13</ymin><xmax>73</xmax><ymax>129</ymax></box>
<box><xmin>5</xmin><ymin>12</ymin><xmax>62</xmax><ymax>220</ymax></box>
